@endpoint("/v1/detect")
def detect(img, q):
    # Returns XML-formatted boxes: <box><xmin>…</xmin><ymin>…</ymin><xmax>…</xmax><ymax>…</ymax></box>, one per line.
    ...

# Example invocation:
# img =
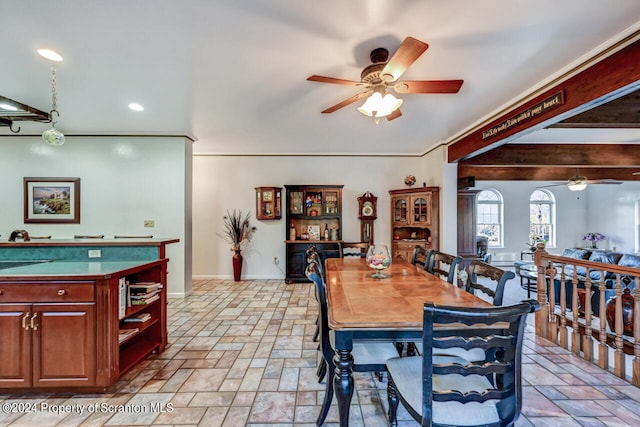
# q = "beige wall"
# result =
<box><xmin>191</xmin><ymin>153</ymin><xmax>446</xmax><ymax>280</ymax></box>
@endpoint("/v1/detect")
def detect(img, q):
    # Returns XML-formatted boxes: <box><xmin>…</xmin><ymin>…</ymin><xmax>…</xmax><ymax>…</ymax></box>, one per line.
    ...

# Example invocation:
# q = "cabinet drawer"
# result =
<box><xmin>0</xmin><ymin>283</ymin><xmax>95</xmax><ymax>303</ymax></box>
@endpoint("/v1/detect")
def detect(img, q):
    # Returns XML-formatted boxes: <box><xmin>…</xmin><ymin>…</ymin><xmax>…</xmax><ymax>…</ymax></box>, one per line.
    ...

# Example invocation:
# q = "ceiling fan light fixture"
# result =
<box><xmin>567</xmin><ymin>182</ymin><xmax>587</xmax><ymax>191</ymax></box>
<box><xmin>357</xmin><ymin>89</ymin><xmax>403</xmax><ymax>118</ymax></box>
<box><xmin>567</xmin><ymin>176</ymin><xmax>588</xmax><ymax>191</ymax></box>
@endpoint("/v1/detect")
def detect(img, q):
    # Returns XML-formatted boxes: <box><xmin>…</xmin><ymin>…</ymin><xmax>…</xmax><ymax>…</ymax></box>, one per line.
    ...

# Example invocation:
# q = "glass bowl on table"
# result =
<box><xmin>365</xmin><ymin>244</ymin><xmax>392</xmax><ymax>279</ymax></box>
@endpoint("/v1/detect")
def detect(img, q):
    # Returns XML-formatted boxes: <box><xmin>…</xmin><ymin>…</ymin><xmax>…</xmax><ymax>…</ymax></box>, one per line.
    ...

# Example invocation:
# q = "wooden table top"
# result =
<box><xmin>325</xmin><ymin>257</ymin><xmax>492</xmax><ymax>330</ymax></box>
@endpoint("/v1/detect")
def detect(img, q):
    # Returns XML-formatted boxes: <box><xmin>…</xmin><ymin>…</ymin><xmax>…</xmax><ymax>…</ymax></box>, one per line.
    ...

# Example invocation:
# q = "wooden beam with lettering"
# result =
<box><xmin>448</xmin><ymin>39</ymin><xmax>640</xmax><ymax>163</ymax></box>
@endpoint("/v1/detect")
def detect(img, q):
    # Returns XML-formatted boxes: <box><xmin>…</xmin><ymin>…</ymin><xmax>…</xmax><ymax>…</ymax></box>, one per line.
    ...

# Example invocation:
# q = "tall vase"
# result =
<box><xmin>591</xmin><ymin>241</ymin><xmax>597</xmax><ymax>249</ymax></box>
<box><xmin>232</xmin><ymin>249</ymin><xmax>243</xmax><ymax>282</ymax></box>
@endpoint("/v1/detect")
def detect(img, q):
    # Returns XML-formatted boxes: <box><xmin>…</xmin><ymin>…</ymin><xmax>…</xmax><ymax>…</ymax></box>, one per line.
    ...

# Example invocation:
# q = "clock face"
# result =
<box><xmin>362</xmin><ymin>201</ymin><xmax>374</xmax><ymax>217</ymax></box>
<box><xmin>263</xmin><ymin>191</ymin><xmax>273</xmax><ymax>202</ymax></box>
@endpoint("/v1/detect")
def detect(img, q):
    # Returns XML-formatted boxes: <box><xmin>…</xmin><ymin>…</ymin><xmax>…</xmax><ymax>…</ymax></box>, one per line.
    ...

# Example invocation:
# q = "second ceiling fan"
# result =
<box><xmin>307</xmin><ymin>37</ymin><xmax>464</xmax><ymax>121</ymax></box>
<box><xmin>537</xmin><ymin>168</ymin><xmax>623</xmax><ymax>192</ymax></box>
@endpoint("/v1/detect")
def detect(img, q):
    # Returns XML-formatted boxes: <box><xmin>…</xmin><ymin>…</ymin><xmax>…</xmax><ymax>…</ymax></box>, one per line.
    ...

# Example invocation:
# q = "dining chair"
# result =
<box><xmin>411</xmin><ymin>245</ymin><xmax>432</xmax><ymax>269</ymax></box>
<box><xmin>307</xmin><ymin>246</ymin><xmax>324</xmax><ymax>343</ymax></box>
<box><xmin>340</xmin><ymin>241</ymin><xmax>369</xmax><ymax>258</ymax></box>
<box><xmin>306</xmin><ymin>266</ymin><xmax>398</xmax><ymax>426</ymax></box>
<box><xmin>464</xmin><ymin>259</ymin><xmax>516</xmax><ymax>306</ymax></box>
<box><xmin>386</xmin><ymin>300</ymin><xmax>539</xmax><ymax>427</ymax></box>
<box><xmin>429</xmin><ymin>251</ymin><xmax>463</xmax><ymax>284</ymax></box>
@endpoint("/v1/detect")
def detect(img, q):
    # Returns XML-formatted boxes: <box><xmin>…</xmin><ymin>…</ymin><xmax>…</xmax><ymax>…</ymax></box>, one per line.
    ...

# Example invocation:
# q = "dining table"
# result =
<box><xmin>324</xmin><ymin>257</ymin><xmax>493</xmax><ymax>426</ymax></box>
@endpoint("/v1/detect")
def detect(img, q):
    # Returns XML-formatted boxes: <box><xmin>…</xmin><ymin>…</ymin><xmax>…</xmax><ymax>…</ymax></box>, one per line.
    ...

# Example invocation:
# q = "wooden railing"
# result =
<box><xmin>533</xmin><ymin>244</ymin><xmax>640</xmax><ymax>385</ymax></box>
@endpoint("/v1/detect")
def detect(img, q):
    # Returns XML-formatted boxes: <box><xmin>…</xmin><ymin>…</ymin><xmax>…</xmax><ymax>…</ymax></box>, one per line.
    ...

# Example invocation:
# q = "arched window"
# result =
<box><xmin>529</xmin><ymin>189</ymin><xmax>555</xmax><ymax>247</ymax></box>
<box><xmin>476</xmin><ymin>189</ymin><xmax>503</xmax><ymax>247</ymax></box>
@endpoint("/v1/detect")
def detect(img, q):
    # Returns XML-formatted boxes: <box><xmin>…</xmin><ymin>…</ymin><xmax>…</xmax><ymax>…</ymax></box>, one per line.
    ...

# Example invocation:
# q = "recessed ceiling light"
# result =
<box><xmin>37</xmin><ymin>49</ymin><xmax>63</xmax><ymax>62</ymax></box>
<box><xmin>128</xmin><ymin>103</ymin><xmax>144</xmax><ymax>111</ymax></box>
<box><xmin>0</xmin><ymin>103</ymin><xmax>18</xmax><ymax>111</ymax></box>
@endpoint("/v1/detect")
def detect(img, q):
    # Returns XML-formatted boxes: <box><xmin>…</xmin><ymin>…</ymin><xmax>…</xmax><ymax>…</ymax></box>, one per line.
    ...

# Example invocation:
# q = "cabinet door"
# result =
<box><xmin>410</xmin><ymin>193</ymin><xmax>431</xmax><ymax>226</ymax></box>
<box><xmin>32</xmin><ymin>303</ymin><xmax>96</xmax><ymax>388</ymax></box>
<box><xmin>393</xmin><ymin>196</ymin><xmax>409</xmax><ymax>225</ymax></box>
<box><xmin>289</xmin><ymin>190</ymin><xmax>304</xmax><ymax>215</ymax></box>
<box><xmin>286</xmin><ymin>245</ymin><xmax>308</xmax><ymax>282</ymax></box>
<box><xmin>0</xmin><ymin>304</ymin><xmax>31</xmax><ymax>387</ymax></box>
<box><xmin>324</xmin><ymin>190</ymin><xmax>340</xmax><ymax>215</ymax></box>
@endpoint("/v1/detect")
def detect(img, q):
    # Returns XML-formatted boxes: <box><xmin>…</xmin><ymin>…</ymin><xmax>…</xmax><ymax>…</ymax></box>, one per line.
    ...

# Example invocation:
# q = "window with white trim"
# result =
<box><xmin>476</xmin><ymin>189</ymin><xmax>503</xmax><ymax>247</ymax></box>
<box><xmin>529</xmin><ymin>189</ymin><xmax>555</xmax><ymax>247</ymax></box>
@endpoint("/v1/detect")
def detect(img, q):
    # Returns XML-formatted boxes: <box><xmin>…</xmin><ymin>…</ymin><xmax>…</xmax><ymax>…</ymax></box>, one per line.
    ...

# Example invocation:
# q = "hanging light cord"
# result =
<box><xmin>49</xmin><ymin>66</ymin><xmax>60</xmax><ymax>123</ymax></box>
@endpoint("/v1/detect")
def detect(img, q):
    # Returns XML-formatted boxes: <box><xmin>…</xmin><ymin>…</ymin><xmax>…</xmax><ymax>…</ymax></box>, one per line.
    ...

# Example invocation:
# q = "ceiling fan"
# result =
<box><xmin>307</xmin><ymin>37</ymin><xmax>463</xmax><ymax>121</ymax></box>
<box><xmin>537</xmin><ymin>168</ymin><xmax>623</xmax><ymax>192</ymax></box>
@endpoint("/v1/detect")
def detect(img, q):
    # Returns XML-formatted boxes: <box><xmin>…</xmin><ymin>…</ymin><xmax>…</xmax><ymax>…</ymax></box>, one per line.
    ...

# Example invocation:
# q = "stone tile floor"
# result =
<box><xmin>1</xmin><ymin>278</ymin><xmax>639</xmax><ymax>426</ymax></box>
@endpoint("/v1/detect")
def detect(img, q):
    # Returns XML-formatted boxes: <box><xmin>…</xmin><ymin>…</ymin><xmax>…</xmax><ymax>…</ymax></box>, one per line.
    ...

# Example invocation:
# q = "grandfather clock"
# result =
<box><xmin>357</xmin><ymin>192</ymin><xmax>377</xmax><ymax>244</ymax></box>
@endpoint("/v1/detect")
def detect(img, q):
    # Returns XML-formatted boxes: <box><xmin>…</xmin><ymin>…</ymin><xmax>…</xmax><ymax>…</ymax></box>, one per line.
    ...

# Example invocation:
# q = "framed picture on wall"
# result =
<box><xmin>24</xmin><ymin>177</ymin><xmax>80</xmax><ymax>223</ymax></box>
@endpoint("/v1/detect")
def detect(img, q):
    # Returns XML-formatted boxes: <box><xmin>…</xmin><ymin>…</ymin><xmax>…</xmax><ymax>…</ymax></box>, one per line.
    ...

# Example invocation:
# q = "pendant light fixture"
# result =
<box><xmin>42</xmin><ymin>66</ymin><xmax>65</xmax><ymax>146</ymax></box>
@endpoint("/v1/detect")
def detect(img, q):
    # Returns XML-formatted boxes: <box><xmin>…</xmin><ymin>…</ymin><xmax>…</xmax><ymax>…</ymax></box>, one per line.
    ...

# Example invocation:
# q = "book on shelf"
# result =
<box><xmin>130</xmin><ymin>293</ymin><xmax>160</xmax><ymax>306</ymax></box>
<box><xmin>123</xmin><ymin>313</ymin><xmax>152</xmax><ymax>323</ymax></box>
<box><xmin>118</xmin><ymin>328</ymin><xmax>138</xmax><ymax>343</ymax></box>
<box><xmin>126</xmin><ymin>282</ymin><xmax>162</xmax><ymax>307</ymax></box>
<box><xmin>129</xmin><ymin>282</ymin><xmax>162</xmax><ymax>291</ymax></box>
<box><xmin>129</xmin><ymin>289</ymin><xmax>160</xmax><ymax>299</ymax></box>
<box><xmin>118</xmin><ymin>277</ymin><xmax>128</xmax><ymax>319</ymax></box>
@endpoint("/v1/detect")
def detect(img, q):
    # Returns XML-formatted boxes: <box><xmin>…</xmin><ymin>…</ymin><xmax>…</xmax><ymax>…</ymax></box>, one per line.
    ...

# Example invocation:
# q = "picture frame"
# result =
<box><xmin>307</xmin><ymin>225</ymin><xmax>320</xmax><ymax>240</ymax></box>
<box><xmin>24</xmin><ymin>177</ymin><xmax>80</xmax><ymax>223</ymax></box>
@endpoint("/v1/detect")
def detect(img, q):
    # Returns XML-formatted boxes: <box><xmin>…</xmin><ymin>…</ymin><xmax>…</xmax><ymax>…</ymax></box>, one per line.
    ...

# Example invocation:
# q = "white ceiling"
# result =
<box><xmin>1</xmin><ymin>0</ymin><xmax>639</xmax><ymax>155</ymax></box>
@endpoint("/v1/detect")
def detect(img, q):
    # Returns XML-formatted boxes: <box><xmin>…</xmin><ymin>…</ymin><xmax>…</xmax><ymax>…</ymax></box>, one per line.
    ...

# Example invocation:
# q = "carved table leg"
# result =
<box><xmin>333</xmin><ymin>348</ymin><xmax>354</xmax><ymax>426</ymax></box>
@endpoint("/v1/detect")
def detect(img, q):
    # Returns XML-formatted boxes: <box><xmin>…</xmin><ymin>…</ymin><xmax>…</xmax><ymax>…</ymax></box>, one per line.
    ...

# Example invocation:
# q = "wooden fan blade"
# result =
<box><xmin>386</xmin><ymin>109</ymin><xmax>402</xmax><ymax>121</ymax></box>
<box><xmin>394</xmin><ymin>80</ymin><xmax>464</xmax><ymax>94</ymax></box>
<box><xmin>380</xmin><ymin>37</ymin><xmax>429</xmax><ymax>82</ymax></box>
<box><xmin>321</xmin><ymin>90</ymin><xmax>371</xmax><ymax>114</ymax></box>
<box><xmin>307</xmin><ymin>75</ymin><xmax>363</xmax><ymax>86</ymax></box>
<box><xmin>584</xmin><ymin>179</ymin><xmax>623</xmax><ymax>185</ymax></box>
<box><xmin>537</xmin><ymin>183</ymin><xmax>570</xmax><ymax>188</ymax></box>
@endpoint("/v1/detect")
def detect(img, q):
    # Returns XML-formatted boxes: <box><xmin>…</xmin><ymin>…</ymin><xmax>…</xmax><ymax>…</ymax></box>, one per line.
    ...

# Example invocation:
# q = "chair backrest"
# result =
<box><xmin>306</xmin><ymin>245</ymin><xmax>323</xmax><ymax>277</ymax></box>
<box><xmin>429</xmin><ymin>251</ymin><xmax>463</xmax><ymax>284</ymax></box>
<box><xmin>421</xmin><ymin>300</ymin><xmax>539</xmax><ymax>426</ymax></box>
<box><xmin>465</xmin><ymin>259</ymin><xmax>516</xmax><ymax>306</ymax></box>
<box><xmin>341</xmin><ymin>242</ymin><xmax>369</xmax><ymax>258</ymax></box>
<box><xmin>411</xmin><ymin>245</ymin><xmax>427</xmax><ymax>267</ymax></box>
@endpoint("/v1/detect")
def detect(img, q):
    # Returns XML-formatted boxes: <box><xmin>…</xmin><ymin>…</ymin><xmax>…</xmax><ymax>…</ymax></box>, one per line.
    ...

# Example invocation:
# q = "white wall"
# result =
<box><xmin>588</xmin><ymin>184</ymin><xmax>640</xmax><ymax>253</ymax></box>
<box><xmin>475</xmin><ymin>180</ymin><xmax>640</xmax><ymax>260</ymax></box>
<box><xmin>0</xmin><ymin>135</ymin><xmax>191</xmax><ymax>296</ymax></box>
<box><xmin>192</xmin><ymin>154</ymin><xmax>437</xmax><ymax>279</ymax></box>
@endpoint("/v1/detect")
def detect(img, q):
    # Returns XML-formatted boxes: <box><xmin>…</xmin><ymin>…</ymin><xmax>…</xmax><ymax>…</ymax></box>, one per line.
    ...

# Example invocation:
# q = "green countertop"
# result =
<box><xmin>0</xmin><ymin>260</ymin><xmax>158</xmax><ymax>277</ymax></box>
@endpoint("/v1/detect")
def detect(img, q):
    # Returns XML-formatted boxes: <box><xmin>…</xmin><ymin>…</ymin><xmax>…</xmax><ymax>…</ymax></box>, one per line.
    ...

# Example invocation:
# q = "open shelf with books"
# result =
<box><xmin>116</xmin><ymin>267</ymin><xmax>167</xmax><ymax>376</ymax></box>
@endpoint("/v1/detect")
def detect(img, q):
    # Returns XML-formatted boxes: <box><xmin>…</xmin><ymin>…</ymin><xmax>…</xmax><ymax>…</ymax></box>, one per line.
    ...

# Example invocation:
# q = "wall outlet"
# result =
<box><xmin>144</xmin><ymin>219</ymin><xmax>155</xmax><ymax>227</ymax></box>
<box><xmin>88</xmin><ymin>249</ymin><xmax>101</xmax><ymax>258</ymax></box>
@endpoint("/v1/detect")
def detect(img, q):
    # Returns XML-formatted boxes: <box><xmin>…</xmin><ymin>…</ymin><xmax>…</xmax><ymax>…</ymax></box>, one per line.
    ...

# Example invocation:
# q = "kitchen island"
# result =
<box><xmin>0</xmin><ymin>251</ymin><xmax>172</xmax><ymax>392</ymax></box>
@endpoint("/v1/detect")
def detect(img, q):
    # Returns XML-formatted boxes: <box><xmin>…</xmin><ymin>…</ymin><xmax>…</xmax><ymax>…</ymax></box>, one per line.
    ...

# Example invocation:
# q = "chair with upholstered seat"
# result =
<box><xmin>340</xmin><ymin>241</ymin><xmax>369</xmax><ymax>258</ymax></box>
<box><xmin>306</xmin><ymin>263</ymin><xmax>398</xmax><ymax>426</ymax></box>
<box><xmin>386</xmin><ymin>300</ymin><xmax>539</xmax><ymax>427</ymax></box>
<box><xmin>465</xmin><ymin>259</ymin><xmax>516</xmax><ymax>306</ymax></box>
<box><xmin>428</xmin><ymin>251</ymin><xmax>463</xmax><ymax>284</ymax></box>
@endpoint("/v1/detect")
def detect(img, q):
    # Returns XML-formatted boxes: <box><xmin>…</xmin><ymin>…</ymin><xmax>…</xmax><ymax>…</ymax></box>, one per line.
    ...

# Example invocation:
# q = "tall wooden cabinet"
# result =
<box><xmin>284</xmin><ymin>185</ymin><xmax>343</xmax><ymax>283</ymax></box>
<box><xmin>457</xmin><ymin>190</ymin><xmax>479</xmax><ymax>262</ymax></box>
<box><xmin>389</xmin><ymin>187</ymin><xmax>439</xmax><ymax>261</ymax></box>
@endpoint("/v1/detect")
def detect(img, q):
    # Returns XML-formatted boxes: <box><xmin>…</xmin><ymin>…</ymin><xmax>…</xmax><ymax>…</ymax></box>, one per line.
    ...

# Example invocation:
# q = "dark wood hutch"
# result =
<box><xmin>284</xmin><ymin>185</ymin><xmax>343</xmax><ymax>283</ymax></box>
